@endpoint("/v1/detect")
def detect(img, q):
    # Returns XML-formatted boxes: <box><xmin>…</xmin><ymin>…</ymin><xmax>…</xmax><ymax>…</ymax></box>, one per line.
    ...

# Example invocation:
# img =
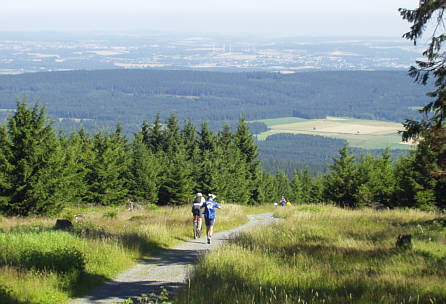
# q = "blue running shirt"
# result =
<box><xmin>202</xmin><ymin>200</ymin><xmax>220</xmax><ymax>219</ymax></box>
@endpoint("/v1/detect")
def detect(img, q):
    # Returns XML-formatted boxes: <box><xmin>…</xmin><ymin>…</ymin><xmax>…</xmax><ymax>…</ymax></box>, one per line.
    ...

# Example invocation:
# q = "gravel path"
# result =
<box><xmin>71</xmin><ymin>212</ymin><xmax>276</xmax><ymax>304</ymax></box>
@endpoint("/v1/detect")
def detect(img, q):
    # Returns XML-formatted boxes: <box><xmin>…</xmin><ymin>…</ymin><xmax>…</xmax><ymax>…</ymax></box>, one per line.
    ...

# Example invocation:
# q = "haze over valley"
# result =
<box><xmin>0</xmin><ymin>32</ymin><xmax>423</xmax><ymax>74</ymax></box>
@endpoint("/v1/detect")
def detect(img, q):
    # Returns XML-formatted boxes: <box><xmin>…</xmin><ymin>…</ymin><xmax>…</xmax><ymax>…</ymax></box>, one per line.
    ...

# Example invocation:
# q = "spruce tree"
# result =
<box><xmin>256</xmin><ymin>168</ymin><xmax>277</xmax><ymax>204</ymax></box>
<box><xmin>148</xmin><ymin>113</ymin><xmax>164</xmax><ymax>153</ymax></box>
<box><xmin>163</xmin><ymin>113</ymin><xmax>182</xmax><ymax>155</ymax></box>
<box><xmin>197</xmin><ymin>121</ymin><xmax>216</xmax><ymax>155</ymax></box>
<box><xmin>234</xmin><ymin>116</ymin><xmax>260</xmax><ymax>204</ymax></box>
<box><xmin>2</xmin><ymin>100</ymin><xmax>65</xmax><ymax>215</ymax></box>
<box><xmin>158</xmin><ymin>146</ymin><xmax>194</xmax><ymax>205</ymax></box>
<box><xmin>275</xmin><ymin>170</ymin><xmax>292</xmax><ymax>201</ymax></box>
<box><xmin>324</xmin><ymin>145</ymin><xmax>359</xmax><ymax>208</ymax></box>
<box><xmin>127</xmin><ymin>133</ymin><xmax>160</xmax><ymax>203</ymax></box>
<box><xmin>234</xmin><ymin>116</ymin><xmax>259</xmax><ymax>176</ymax></box>
<box><xmin>0</xmin><ymin>124</ymin><xmax>12</xmax><ymax>207</ymax></box>
<box><xmin>299</xmin><ymin>169</ymin><xmax>314</xmax><ymax>204</ymax></box>
<box><xmin>86</xmin><ymin>129</ymin><xmax>128</xmax><ymax>205</ymax></box>
<box><xmin>290</xmin><ymin>171</ymin><xmax>302</xmax><ymax>204</ymax></box>
<box><xmin>182</xmin><ymin>119</ymin><xmax>197</xmax><ymax>160</ymax></box>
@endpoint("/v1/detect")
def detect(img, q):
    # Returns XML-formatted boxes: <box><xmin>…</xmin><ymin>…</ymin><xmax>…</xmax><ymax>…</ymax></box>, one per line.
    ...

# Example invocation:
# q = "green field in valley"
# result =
<box><xmin>254</xmin><ymin>117</ymin><xmax>414</xmax><ymax>150</ymax></box>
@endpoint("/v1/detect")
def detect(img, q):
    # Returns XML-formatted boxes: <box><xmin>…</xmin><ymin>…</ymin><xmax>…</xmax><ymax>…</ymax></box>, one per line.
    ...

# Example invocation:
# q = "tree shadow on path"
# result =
<box><xmin>79</xmin><ymin>281</ymin><xmax>183</xmax><ymax>303</ymax></box>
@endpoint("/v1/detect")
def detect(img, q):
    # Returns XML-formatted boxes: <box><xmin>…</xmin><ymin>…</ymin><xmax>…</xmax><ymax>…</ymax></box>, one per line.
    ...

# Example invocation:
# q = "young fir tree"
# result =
<box><xmin>355</xmin><ymin>153</ymin><xmax>378</xmax><ymax>206</ymax></box>
<box><xmin>140</xmin><ymin>119</ymin><xmax>151</xmax><ymax>148</ymax></box>
<box><xmin>215</xmin><ymin>125</ymin><xmax>252</xmax><ymax>204</ymax></box>
<box><xmin>289</xmin><ymin>171</ymin><xmax>302</xmax><ymax>204</ymax></box>
<box><xmin>197</xmin><ymin>150</ymin><xmax>220</xmax><ymax>197</ymax></box>
<box><xmin>234</xmin><ymin>116</ymin><xmax>260</xmax><ymax>204</ymax></box>
<box><xmin>57</xmin><ymin>131</ymin><xmax>89</xmax><ymax>206</ymax></box>
<box><xmin>256</xmin><ymin>168</ymin><xmax>277</xmax><ymax>204</ymax></box>
<box><xmin>371</xmin><ymin>149</ymin><xmax>396</xmax><ymax>206</ymax></box>
<box><xmin>127</xmin><ymin>133</ymin><xmax>161</xmax><ymax>203</ymax></box>
<box><xmin>163</xmin><ymin>113</ymin><xmax>182</xmax><ymax>155</ymax></box>
<box><xmin>86</xmin><ymin>128</ymin><xmax>128</xmax><ymax>205</ymax></box>
<box><xmin>275</xmin><ymin>170</ymin><xmax>292</xmax><ymax>202</ymax></box>
<box><xmin>324</xmin><ymin>145</ymin><xmax>359</xmax><ymax>208</ymax></box>
<box><xmin>311</xmin><ymin>174</ymin><xmax>324</xmax><ymax>203</ymax></box>
<box><xmin>182</xmin><ymin>119</ymin><xmax>197</xmax><ymax>161</ymax></box>
<box><xmin>1</xmin><ymin>100</ymin><xmax>66</xmax><ymax>215</ymax></box>
<box><xmin>158</xmin><ymin>145</ymin><xmax>194</xmax><ymax>205</ymax></box>
<box><xmin>197</xmin><ymin>121</ymin><xmax>216</xmax><ymax>155</ymax></box>
<box><xmin>395</xmin><ymin>141</ymin><xmax>438</xmax><ymax>210</ymax></box>
<box><xmin>299</xmin><ymin>169</ymin><xmax>314</xmax><ymax>204</ymax></box>
<box><xmin>234</xmin><ymin>117</ymin><xmax>260</xmax><ymax>176</ymax></box>
<box><xmin>0</xmin><ymin>124</ymin><xmax>13</xmax><ymax>207</ymax></box>
<box><xmin>148</xmin><ymin>113</ymin><xmax>164</xmax><ymax>153</ymax></box>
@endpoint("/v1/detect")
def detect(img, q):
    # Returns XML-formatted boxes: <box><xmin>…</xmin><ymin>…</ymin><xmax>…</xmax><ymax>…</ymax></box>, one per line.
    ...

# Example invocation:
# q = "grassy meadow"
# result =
<box><xmin>0</xmin><ymin>203</ymin><xmax>259</xmax><ymax>304</ymax></box>
<box><xmin>177</xmin><ymin>205</ymin><xmax>446</xmax><ymax>304</ymax></box>
<box><xmin>254</xmin><ymin>117</ymin><xmax>413</xmax><ymax>149</ymax></box>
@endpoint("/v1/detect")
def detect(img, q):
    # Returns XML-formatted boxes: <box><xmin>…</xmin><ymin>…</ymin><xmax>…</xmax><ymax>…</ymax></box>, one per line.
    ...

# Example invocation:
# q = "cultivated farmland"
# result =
<box><xmin>255</xmin><ymin>117</ymin><xmax>414</xmax><ymax>149</ymax></box>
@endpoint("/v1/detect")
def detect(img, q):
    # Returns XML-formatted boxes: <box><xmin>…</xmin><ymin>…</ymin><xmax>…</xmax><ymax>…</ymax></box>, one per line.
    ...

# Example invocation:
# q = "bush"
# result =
<box><xmin>144</xmin><ymin>203</ymin><xmax>159</xmax><ymax>211</ymax></box>
<box><xmin>0</xmin><ymin>285</ymin><xmax>17</xmax><ymax>304</ymax></box>
<box><xmin>296</xmin><ymin>205</ymin><xmax>321</xmax><ymax>213</ymax></box>
<box><xmin>103</xmin><ymin>210</ymin><xmax>118</xmax><ymax>219</ymax></box>
<box><xmin>72</xmin><ymin>221</ymin><xmax>106</xmax><ymax>238</ymax></box>
<box><xmin>128</xmin><ymin>216</ymin><xmax>148</xmax><ymax>222</ymax></box>
<box><xmin>19</xmin><ymin>247</ymin><xmax>85</xmax><ymax>273</ymax></box>
<box><xmin>59</xmin><ymin>209</ymin><xmax>75</xmax><ymax>222</ymax></box>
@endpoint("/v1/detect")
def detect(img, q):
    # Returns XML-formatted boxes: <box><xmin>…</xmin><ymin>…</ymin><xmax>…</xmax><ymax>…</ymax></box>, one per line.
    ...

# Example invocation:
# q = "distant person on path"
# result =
<box><xmin>192</xmin><ymin>193</ymin><xmax>205</xmax><ymax>232</ymax></box>
<box><xmin>202</xmin><ymin>193</ymin><xmax>220</xmax><ymax>244</ymax></box>
<box><xmin>280</xmin><ymin>196</ymin><xmax>286</xmax><ymax>207</ymax></box>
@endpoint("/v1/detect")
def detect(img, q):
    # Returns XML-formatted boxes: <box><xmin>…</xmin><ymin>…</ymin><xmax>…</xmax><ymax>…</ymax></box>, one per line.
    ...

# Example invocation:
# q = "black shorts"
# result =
<box><xmin>205</xmin><ymin>218</ymin><xmax>215</xmax><ymax>226</ymax></box>
<box><xmin>192</xmin><ymin>206</ymin><xmax>202</xmax><ymax>217</ymax></box>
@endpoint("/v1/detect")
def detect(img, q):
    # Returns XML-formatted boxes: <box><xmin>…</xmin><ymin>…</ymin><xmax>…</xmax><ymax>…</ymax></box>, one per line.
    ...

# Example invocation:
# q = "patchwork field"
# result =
<box><xmin>255</xmin><ymin>117</ymin><xmax>414</xmax><ymax>149</ymax></box>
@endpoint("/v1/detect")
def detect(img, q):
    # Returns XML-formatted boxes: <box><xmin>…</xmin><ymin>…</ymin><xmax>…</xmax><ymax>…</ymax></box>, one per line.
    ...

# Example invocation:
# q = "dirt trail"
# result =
<box><xmin>71</xmin><ymin>212</ymin><xmax>275</xmax><ymax>304</ymax></box>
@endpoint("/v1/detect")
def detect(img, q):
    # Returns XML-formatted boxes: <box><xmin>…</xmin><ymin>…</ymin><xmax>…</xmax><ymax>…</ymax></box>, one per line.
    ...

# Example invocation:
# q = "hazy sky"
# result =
<box><xmin>1</xmin><ymin>0</ymin><xmax>420</xmax><ymax>36</ymax></box>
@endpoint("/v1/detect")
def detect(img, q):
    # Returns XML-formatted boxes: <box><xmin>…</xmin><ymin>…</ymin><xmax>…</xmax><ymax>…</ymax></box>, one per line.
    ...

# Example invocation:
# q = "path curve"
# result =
<box><xmin>71</xmin><ymin>212</ymin><xmax>276</xmax><ymax>304</ymax></box>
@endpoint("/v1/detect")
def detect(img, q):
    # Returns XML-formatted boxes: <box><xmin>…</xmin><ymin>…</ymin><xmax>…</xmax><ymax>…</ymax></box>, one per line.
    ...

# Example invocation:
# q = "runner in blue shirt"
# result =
<box><xmin>201</xmin><ymin>193</ymin><xmax>220</xmax><ymax>244</ymax></box>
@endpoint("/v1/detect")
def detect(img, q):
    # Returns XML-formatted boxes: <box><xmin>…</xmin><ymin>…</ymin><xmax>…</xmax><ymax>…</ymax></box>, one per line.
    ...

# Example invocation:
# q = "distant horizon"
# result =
<box><xmin>0</xmin><ymin>30</ymin><xmax>412</xmax><ymax>41</ymax></box>
<box><xmin>1</xmin><ymin>1</ymin><xmax>419</xmax><ymax>37</ymax></box>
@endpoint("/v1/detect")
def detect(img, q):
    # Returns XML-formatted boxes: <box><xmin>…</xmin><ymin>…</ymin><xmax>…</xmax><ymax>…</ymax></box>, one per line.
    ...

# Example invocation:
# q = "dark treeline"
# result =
<box><xmin>0</xmin><ymin>100</ymin><xmax>444</xmax><ymax>216</ymax></box>
<box><xmin>0</xmin><ymin>70</ymin><xmax>430</xmax><ymax>134</ymax></box>
<box><xmin>258</xmin><ymin>133</ymin><xmax>408</xmax><ymax>177</ymax></box>
<box><xmin>275</xmin><ymin>144</ymin><xmax>445</xmax><ymax>210</ymax></box>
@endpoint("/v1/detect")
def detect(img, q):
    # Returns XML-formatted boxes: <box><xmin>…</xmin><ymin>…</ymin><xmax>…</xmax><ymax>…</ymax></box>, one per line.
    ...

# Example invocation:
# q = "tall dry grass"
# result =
<box><xmin>176</xmin><ymin>205</ymin><xmax>446</xmax><ymax>304</ymax></box>
<box><xmin>0</xmin><ymin>203</ymin><xmax>249</xmax><ymax>304</ymax></box>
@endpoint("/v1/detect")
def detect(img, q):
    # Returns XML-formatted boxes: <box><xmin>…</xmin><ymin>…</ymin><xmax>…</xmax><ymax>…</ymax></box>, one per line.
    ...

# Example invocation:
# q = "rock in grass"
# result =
<box><xmin>396</xmin><ymin>234</ymin><xmax>412</xmax><ymax>249</ymax></box>
<box><xmin>55</xmin><ymin>219</ymin><xmax>73</xmax><ymax>230</ymax></box>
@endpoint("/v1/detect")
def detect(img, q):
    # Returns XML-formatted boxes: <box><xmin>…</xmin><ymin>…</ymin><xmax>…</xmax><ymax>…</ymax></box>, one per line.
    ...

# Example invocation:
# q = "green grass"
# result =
<box><xmin>324</xmin><ymin>133</ymin><xmax>410</xmax><ymax>150</ymax></box>
<box><xmin>176</xmin><ymin>205</ymin><xmax>446</xmax><ymax>304</ymax></box>
<box><xmin>0</xmin><ymin>203</ymin><xmax>250</xmax><ymax>304</ymax></box>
